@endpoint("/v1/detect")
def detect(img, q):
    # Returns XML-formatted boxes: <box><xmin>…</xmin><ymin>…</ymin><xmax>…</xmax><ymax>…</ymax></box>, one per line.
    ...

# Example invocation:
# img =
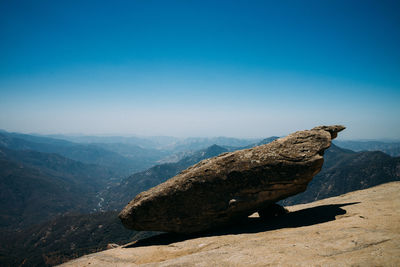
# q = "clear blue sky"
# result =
<box><xmin>1</xmin><ymin>0</ymin><xmax>399</xmax><ymax>139</ymax></box>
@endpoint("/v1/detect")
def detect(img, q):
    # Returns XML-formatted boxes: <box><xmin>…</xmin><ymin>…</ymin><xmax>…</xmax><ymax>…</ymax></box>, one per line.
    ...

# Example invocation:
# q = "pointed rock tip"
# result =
<box><xmin>311</xmin><ymin>125</ymin><xmax>346</xmax><ymax>139</ymax></box>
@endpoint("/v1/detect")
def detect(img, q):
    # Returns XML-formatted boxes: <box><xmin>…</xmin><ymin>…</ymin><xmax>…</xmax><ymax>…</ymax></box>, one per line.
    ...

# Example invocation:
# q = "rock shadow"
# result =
<box><xmin>124</xmin><ymin>202</ymin><xmax>360</xmax><ymax>248</ymax></box>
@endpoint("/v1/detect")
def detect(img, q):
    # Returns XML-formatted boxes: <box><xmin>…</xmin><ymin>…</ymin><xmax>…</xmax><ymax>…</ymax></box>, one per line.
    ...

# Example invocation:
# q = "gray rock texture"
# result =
<box><xmin>119</xmin><ymin>125</ymin><xmax>345</xmax><ymax>233</ymax></box>
<box><xmin>62</xmin><ymin>182</ymin><xmax>400</xmax><ymax>267</ymax></box>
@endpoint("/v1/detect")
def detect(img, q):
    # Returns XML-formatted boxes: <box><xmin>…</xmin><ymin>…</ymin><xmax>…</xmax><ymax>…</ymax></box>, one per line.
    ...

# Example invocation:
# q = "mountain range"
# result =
<box><xmin>103</xmin><ymin>144</ymin><xmax>230</xmax><ymax>210</ymax></box>
<box><xmin>282</xmin><ymin>144</ymin><xmax>400</xmax><ymax>205</ymax></box>
<box><xmin>0</xmin><ymin>132</ymin><xmax>165</xmax><ymax>177</ymax></box>
<box><xmin>44</xmin><ymin>133</ymin><xmax>260</xmax><ymax>151</ymax></box>
<box><xmin>334</xmin><ymin>140</ymin><xmax>400</xmax><ymax>156</ymax></box>
<box><xmin>0</xmin><ymin>130</ymin><xmax>399</xmax><ymax>266</ymax></box>
<box><xmin>0</xmin><ymin>146</ymin><xmax>115</xmax><ymax>229</ymax></box>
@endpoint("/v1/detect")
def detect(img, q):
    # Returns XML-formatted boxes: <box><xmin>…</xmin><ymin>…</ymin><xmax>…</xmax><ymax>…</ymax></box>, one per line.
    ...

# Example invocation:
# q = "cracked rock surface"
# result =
<box><xmin>119</xmin><ymin>125</ymin><xmax>345</xmax><ymax>233</ymax></box>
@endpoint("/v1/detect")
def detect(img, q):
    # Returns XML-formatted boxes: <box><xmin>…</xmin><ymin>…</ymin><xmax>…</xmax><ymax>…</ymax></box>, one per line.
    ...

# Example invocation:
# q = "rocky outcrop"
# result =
<box><xmin>119</xmin><ymin>125</ymin><xmax>345</xmax><ymax>233</ymax></box>
<box><xmin>60</xmin><ymin>182</ymin><xmax>400</xmax><ymax>266</ymax></box>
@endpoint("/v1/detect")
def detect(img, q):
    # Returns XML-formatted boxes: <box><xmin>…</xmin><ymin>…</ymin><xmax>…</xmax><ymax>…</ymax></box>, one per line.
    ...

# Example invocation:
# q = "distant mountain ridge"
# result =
<box><xmin>0</xmin><ymin>146</ymin><xmax>114</xmax><ymax>189</ymax></box>
<box><xmin>103</xmin><ymin>144</ymin><xmax>230</xmax><ymax>210</ymax></box>
<box><xmin>282</xmin><ymin>144</ymin><xmax>400</xmax><ymax>205</ymax></box>
<box><xmin>0</xmin><ymin>146</ymin><xmax>118</xmax><ymax>229</ymax></box>
<box><xmin>0</xmin><ymin>143</ymin><xmax>234</xmax><ymax>266</ymax></box>
<box><xmin>0</xmin><ymin>132</ymin><xmax>165</xmax><ymax>176</ymax></box>
<box><xmin>334</xmin><ymin>140</ymin><xmax>400</xmax><ymax>156</ymax></box>
<box><xmin>0</xmin><ymin>131</ymin><xmax>264</xmax><ymax>174</ymax></box>
<box><xmin>1</xmin><ymin>130</ymin><xmax>400</xmax><ymax>267</ymax></box>
<box><xmin>0</xmin><ymin>137</ymin><xmax>400</xmax><ymax>265</ymax></box>
<box><xmin>41</xmin><ymin>132</ymin><xmax>260</xmax><ymax>152</ymax></box>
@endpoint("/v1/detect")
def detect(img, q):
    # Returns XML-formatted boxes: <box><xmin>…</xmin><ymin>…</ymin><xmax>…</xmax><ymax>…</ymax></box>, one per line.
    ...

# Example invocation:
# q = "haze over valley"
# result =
<box><xmin>0</xmin><ymin>129</ymin><xmax>399</xmax><ymax>265</ymax></box>
<box><xmin>1</xmin><ymin>1</ymin><xmax>399</xmax><ymax>266</ymax></box>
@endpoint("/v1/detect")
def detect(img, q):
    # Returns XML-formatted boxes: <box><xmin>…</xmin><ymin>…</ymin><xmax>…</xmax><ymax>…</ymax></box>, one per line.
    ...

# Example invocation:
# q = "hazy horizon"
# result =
<box><xmin>2</xmin><ymin>127</ymin><xmax>400</xmax><ymax>143</ymax></box>
<box><xmin>1</xmin><ymin>1</ymin><xmax>399</xmax><ymax>140</ymax></box>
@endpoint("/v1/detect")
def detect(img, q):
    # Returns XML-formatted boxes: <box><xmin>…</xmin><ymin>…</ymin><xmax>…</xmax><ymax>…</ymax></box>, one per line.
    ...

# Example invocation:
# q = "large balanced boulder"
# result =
<box><xmin>119</xmin><ymin>125</ymin><xmax>345</xmax><ymax>233</ymax></box>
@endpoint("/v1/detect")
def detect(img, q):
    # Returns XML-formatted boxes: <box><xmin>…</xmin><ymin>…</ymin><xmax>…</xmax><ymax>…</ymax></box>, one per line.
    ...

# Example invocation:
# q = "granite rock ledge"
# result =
<box><xmin>119</xmin><ymin>125</ymin><xmax>345</xmax><ymax>233</ymax></box>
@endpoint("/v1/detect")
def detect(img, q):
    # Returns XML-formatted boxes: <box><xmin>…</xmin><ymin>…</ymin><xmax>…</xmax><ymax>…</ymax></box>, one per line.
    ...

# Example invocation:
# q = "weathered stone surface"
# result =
<box><xmin>119</xmin><ymin>125</ymin><xmax>345</xmax><ymax>233</ymax></box>
<box><xmin>61</xmin><ymin>182</ymin><xmax>400</xmax><ymax>267</ymax></box>
<box><xmin>106</xmin><ymin>243</ymin><xmax>120</xmax><ymax>249</ymax></box>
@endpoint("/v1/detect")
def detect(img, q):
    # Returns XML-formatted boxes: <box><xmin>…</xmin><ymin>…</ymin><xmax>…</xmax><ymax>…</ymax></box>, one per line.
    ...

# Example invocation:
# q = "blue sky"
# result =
<box><xmin>1</xmin><ymin>0</ymin><xmax>399</xmax><ymax>139</ymax></box>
